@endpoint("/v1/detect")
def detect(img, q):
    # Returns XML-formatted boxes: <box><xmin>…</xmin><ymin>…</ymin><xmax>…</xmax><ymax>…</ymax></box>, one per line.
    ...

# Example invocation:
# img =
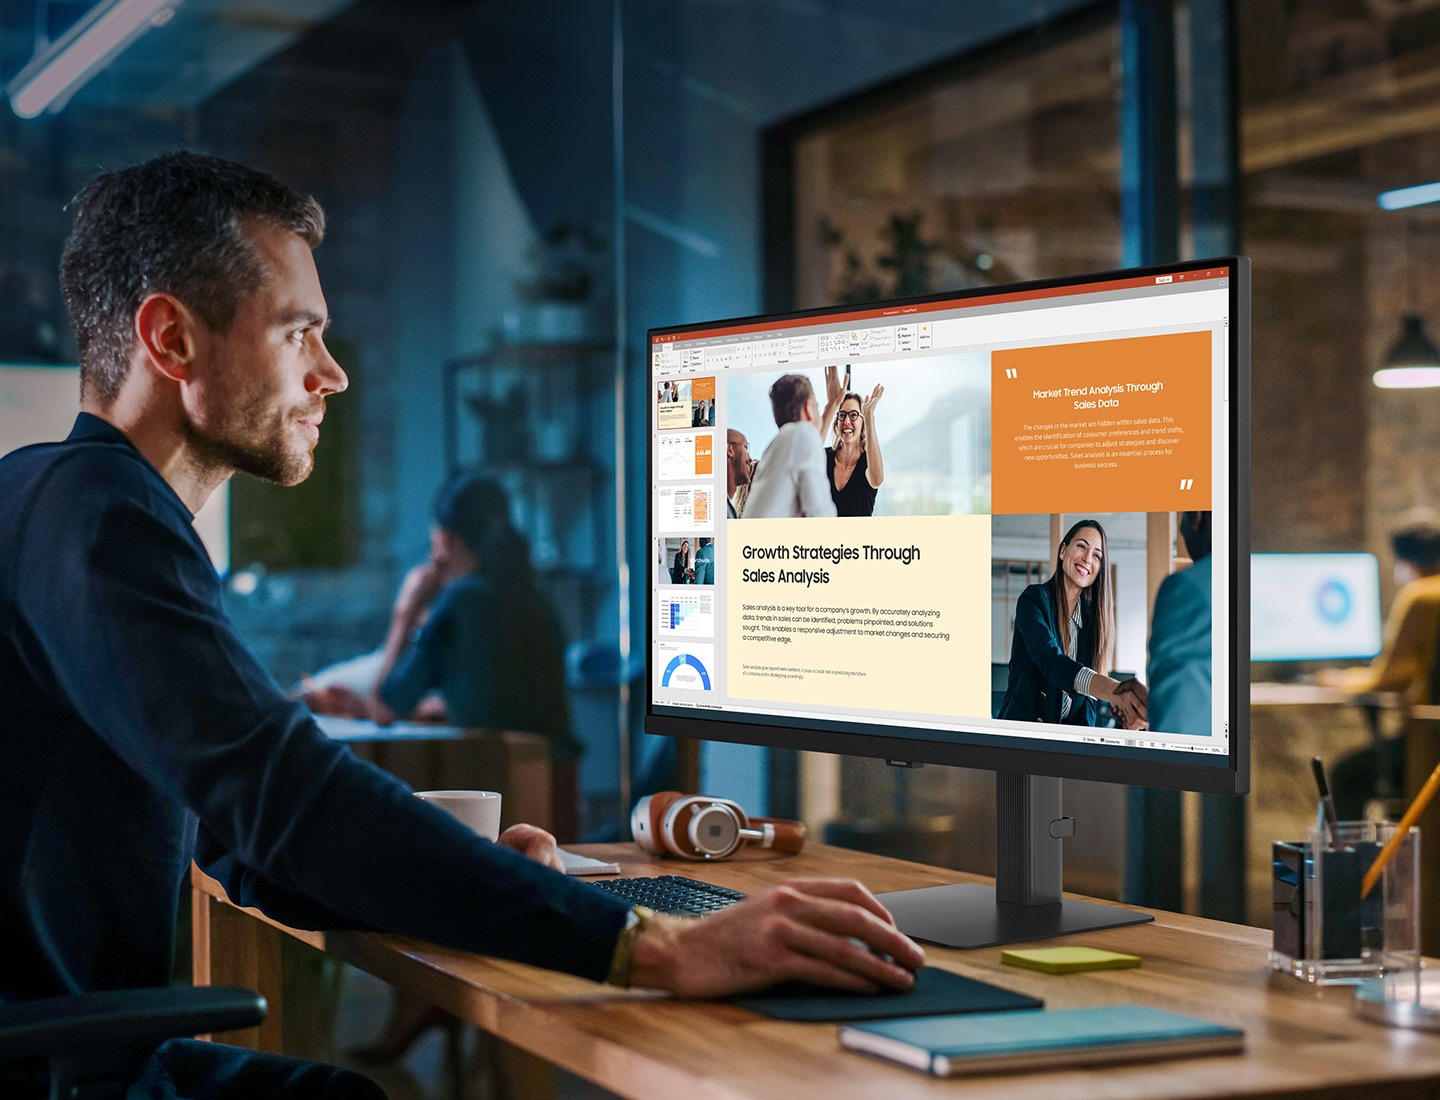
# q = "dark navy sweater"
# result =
<box><xmin>0</xmin><ymin>414</ymin><xmax>629</xmax><ymax>1002</ymax></box>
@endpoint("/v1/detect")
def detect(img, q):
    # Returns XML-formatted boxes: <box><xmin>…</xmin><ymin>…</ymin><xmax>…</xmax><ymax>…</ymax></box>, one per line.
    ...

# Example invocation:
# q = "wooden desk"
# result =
<box><xmin>192</xmin><ymin>844</ymin><xmax>1440</xmax><ymax>1099</ymax></box>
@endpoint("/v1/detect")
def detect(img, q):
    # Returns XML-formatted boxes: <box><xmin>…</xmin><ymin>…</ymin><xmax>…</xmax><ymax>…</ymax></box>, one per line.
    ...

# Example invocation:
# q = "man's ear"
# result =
<box><xmin>133</xmin><ymin>293</ymin><xmax>197</xmax><ymax>384</ymax></box>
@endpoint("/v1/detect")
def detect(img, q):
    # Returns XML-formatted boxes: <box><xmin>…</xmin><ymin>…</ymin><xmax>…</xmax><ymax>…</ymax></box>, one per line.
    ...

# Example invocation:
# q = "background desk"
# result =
<box><xmin>314</xmin><ymin>715</ymin><xmax>553</xmax><ymax>832</ymax></box>
<box><xmin>1248</xmin><ymin>683</ymin><xmax>1400</xmax><ymax>927</ymax></box>
<box><xmin>192</xmin><ymin>843</ymin><xmax>1440</xmax><ymax>1099</ymax></box>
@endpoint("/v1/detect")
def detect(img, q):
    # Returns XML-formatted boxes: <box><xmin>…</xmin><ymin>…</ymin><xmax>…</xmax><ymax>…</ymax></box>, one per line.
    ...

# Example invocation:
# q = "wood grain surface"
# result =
<box><xmin>193</xmin><ymin>843</ymin><xmax>1440</xmax><ymax>1099</ymax></box>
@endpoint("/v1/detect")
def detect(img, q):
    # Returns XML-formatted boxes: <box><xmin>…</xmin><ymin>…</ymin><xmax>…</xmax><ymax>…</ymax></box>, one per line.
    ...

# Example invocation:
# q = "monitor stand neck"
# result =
<box><xmin>876</xmin><ymin>772</ymin><xmax>1153</xmax><ymax>949</ymax></box>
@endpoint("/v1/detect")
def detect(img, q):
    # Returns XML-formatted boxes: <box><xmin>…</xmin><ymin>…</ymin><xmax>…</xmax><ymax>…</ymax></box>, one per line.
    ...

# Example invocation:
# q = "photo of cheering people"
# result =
<box><xmin>726</xmin><ymin>354</ymin><xmax>991</xmax><ymax>519</ymax></box>
<box><xmin>991</xmin><ymin>512</ymin><xmax>1213</xmax><ymax>736</ymax></box>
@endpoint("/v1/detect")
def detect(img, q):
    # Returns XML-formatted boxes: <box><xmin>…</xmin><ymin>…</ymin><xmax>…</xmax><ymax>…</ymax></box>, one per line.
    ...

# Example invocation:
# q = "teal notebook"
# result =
<box><xmin>838</xmin><ymin>1004</ymin><xmax>1244</xmax><ymax>1077</ymax></box>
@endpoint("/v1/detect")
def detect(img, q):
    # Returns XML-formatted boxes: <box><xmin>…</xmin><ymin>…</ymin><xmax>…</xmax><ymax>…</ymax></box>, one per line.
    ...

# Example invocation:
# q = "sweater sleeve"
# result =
<box><xmin>17</xmin><ymin>459</ymin><xmax>630</xmax><ymax>981</ymax></box>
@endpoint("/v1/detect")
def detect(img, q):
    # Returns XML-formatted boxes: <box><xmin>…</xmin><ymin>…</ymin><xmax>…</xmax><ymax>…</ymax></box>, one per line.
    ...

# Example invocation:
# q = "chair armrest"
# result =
<box><xmin>0</xmin><ymin>985</ymin><xmax>265</xmax><ymax>1061</ymax></box>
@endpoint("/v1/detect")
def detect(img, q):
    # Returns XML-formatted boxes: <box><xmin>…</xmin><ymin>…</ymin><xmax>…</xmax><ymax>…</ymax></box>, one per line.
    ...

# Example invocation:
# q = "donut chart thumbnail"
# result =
<box><xmin>661</xmin><ymin>652</ymin><xmax>712</xmax><ymax>690</ymax></box>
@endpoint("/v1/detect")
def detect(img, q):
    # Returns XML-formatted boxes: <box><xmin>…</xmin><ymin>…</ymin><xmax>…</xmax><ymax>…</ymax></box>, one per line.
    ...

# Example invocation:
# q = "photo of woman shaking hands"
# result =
<box><xmin>997</xmin><ymin>519</ymin><xmax>1147</xmax><ymax>729</ymax></box>
<box><xmin>821</xmin><ymin>364</ymin><xmax>885</xmax><ymax>517</ymax></box>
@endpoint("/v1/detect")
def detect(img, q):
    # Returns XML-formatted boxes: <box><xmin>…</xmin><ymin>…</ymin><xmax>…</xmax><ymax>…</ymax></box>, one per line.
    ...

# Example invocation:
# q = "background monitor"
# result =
<box><xmin>647</xmin><ymin>257</ymin><xmax>1249</xmax><ymax>947</ymax></box>
<box><xmin>1251</xmin><ymin>552</ymin><xmax>1383</xmax><ymax>663</ymax></box>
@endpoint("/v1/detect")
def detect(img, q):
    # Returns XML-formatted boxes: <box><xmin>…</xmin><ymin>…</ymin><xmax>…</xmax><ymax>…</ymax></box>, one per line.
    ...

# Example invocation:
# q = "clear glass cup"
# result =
<box><xmin>1269</xmin><ymin>821</ymin><xmax>1420</xmax><ymax>985</ymax></box>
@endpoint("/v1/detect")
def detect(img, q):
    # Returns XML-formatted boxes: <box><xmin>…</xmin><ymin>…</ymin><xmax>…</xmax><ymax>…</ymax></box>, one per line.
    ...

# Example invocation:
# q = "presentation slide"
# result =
<box><xmin>724</xmin><ymin>515</ymin><xmax>991</xmax><ymax>719</ymax></box>
<box><xmin>659</xmin><ymin>486</ymin><xmax>714</xmax><ymax>532</ymax></box>
<box><xmin>658</xmin><ymin>376</ymin><xmax>716</xmax><ymax>430</ymax></box>
<box><xmin>658</xmin><ymin>642</ymin><xmax>715</xmax><ymax>691</ymax></box>
<box><xmin>658</xmin><ymin>590</ymin><xmax>716</xmax><ymax>638</ymax></box>
<box><xmin>658</xmin><ymin>431</ymin><xmax>713</xmax><ymax>481</ymax></box>
<box><xmin>991</xmin><ymin>331</ymin><xmax>1213</xmax><ymax>515</ymax></box>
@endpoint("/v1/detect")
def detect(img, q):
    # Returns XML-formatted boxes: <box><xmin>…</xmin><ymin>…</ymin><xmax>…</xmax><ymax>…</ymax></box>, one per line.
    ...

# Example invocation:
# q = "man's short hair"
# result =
<box><xmin>1392</xmin><ymin>510</ymin><xmax>1440</xmax><ymax>570</ymax></box>
<box><xmin>59</xmin><ymin>151</ymin><xmax>326</xmax><ymax>406</ymax></box>
<box><xmin>768</xmin><ymin>374</ymin><xmax>813</xmax><ymax>427</ymax></box>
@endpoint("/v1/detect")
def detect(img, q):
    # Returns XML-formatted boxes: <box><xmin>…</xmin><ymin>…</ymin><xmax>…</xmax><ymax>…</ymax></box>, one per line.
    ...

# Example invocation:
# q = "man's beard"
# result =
<box><xmin>185</xmin><ymin>401</ymin><xmax>318</xmax><ymax>487</ymax></box>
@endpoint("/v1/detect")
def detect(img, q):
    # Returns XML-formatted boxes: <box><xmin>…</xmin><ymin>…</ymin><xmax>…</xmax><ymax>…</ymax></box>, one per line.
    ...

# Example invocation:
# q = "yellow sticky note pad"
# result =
<box><xmin>1000</xmin><ymin>947</ymin><xmax>1142</xmax><ymax>974</ymax></box>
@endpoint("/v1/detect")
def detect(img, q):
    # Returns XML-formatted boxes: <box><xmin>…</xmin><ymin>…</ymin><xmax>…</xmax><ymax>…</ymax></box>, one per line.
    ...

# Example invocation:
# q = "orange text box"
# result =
<box><xmin>692</xmin><ymin>377</ymin><xmax>716</xmax><ymax>400</ymax></box>
<box><xmin>694</xmin><ymin>434</ymin><xmax>713</xmax><ymax>475</ymax></box>
<box><xmin>992</xmin><ymin>331</ymin><xmax>1213</xmax><ymax>515</ymax></box>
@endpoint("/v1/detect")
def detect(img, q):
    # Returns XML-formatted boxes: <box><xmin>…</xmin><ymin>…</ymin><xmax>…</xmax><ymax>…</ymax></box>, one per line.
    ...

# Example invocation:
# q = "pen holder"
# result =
<box><xmin>1269</xmin><ymin>821</ymin><xmax>1420</xmax><ymax>985</ymax></box>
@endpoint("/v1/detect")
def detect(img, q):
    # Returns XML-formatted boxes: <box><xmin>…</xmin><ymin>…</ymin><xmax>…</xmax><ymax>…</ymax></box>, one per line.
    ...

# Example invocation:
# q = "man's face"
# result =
<box><xmin>727</xmin><ymin>430</ymin><xmax>751</xmax><ymax>485</ymax></box>
<box><xmin>181</xmin><ymin>221</ymin><xmax>347</xmax><ymax>486</ymax></box>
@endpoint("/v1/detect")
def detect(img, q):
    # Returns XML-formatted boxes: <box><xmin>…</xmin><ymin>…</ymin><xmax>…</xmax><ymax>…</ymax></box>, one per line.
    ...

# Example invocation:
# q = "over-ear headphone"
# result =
<box><xmin>631</xmin><ymin>791</ymin><xmax>807</xmax><ymax>861</ymax></box>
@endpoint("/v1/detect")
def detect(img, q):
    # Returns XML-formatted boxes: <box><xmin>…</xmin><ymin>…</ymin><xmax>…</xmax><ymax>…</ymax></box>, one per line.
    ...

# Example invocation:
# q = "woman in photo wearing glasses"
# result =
<box><xmin>825</xmin><ymin>383</ymin><xmax>886</xmax><ymax>517</ymax></box>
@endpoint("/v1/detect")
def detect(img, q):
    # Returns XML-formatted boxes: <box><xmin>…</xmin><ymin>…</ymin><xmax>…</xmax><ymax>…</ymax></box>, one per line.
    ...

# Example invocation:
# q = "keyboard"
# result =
<box><xmin>589</xmin><ymin>875</ymin><xmax>747</xmax><ymax>916</ymax></box>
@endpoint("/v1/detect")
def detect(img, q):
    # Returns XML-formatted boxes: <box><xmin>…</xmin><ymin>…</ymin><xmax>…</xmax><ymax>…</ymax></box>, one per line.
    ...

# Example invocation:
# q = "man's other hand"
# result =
<box><xmin>629</xmin><ymin>878</ymin><xmax>925</xmax><ymax>997</ymax></box>
<box><xmin>1114</xmin><ymin>678</ymin><xmax>1149</xmax><ymax>726</ymax></box>
<box><xmin>498</xmin><ymin>823</ymin><xmax>564</xmax><ymax>873</ymax></box>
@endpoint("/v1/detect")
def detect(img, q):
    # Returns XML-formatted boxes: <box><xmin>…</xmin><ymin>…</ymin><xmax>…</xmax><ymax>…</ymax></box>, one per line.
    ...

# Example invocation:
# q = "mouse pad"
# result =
<box><xmin>731</xmin><ymin>966</ymin><xmax>1042</xmax><ymax>1022</ymax></box>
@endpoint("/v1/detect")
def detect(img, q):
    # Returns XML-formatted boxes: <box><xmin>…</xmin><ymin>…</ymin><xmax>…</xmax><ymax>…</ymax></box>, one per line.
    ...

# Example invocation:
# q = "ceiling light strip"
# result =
<box><xmin>1378</xmin><ymin>182</ymin><xmax>1440</xmax><ymax>211</ymax></box>
<box><xmin>6</xmin><ymin>0</ymin><xmax>180</xmax><ymax>119</ymax></box>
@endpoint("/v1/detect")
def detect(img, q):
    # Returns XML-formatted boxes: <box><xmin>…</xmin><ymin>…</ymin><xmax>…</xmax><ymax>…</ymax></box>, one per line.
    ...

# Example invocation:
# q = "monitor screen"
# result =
<box><xmin>647</xmin><ymin>258</ymin><xmax>1248</xmax><ymax>797</ymax></box>
<box><xmin>1251</xmin><ymin>553</ymin><xmax>1383</xmax><ymax>663</ymax></box>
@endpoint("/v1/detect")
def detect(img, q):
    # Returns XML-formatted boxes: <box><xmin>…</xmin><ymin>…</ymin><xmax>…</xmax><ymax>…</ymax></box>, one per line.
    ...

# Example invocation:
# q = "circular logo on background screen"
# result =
<box><xmin>1316</xmin><ymin>579</ymin><xmax>1352</xmax><ymax>624</ymax></box>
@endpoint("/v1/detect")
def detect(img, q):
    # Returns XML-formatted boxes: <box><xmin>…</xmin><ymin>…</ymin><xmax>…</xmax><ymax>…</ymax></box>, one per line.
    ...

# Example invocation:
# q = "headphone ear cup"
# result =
<box><xmin>632</xmin><ymin>791</ymin><xmax>685</xmax><ymax>856</ymax></box>
<box><xmin>659</xmin><ymin>795</ymin><xmax>709</xmax><ymax>858</ymax></box>
<box><xmin>749</xmin><ymin>816</ymin><xmax>807</xmax><ymax>854</ymax></box>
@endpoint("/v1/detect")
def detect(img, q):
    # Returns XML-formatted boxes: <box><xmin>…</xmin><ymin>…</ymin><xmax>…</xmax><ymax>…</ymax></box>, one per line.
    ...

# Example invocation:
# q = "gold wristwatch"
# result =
<box><xmin>606</xmin><ymin>904</ymin><xmax>657</xmax><ymax>988</ymax></box>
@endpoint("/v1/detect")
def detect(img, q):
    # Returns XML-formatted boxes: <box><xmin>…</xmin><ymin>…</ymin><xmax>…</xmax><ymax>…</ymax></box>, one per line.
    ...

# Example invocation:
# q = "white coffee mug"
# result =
<box><xmin>415</xmin><ymin>789</ymin><xmax>503</xmax><ymax>842</ymax></box>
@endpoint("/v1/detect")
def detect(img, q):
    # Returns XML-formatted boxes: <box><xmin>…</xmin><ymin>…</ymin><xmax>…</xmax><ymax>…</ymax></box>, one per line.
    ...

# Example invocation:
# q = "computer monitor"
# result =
<box><xmin>647</xmin><ymin>257</ymin><xmax>1249</xmax><ymax>947</ymax></box>
<box><xmin>1251</xmin><ymin>552</ymin><xmax>1382</xmax><ymax>663</ymax></box>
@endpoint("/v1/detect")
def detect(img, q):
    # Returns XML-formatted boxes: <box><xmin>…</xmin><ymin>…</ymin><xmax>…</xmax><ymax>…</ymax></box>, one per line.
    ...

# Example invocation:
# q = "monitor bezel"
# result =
<box><xmin>645</xmin><ymin>256</ymin><xmax>1250</xmax><ymax>798</ymax></box>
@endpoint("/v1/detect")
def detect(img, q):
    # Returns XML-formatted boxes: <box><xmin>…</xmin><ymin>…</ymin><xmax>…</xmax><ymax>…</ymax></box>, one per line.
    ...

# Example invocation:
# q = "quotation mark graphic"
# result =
<box><xmin>1005</xmin><ymin>367</ymin><xmax>1018</xmax><ymax>379</ymax></box>
<box><xmin>1179</xmin><ymin>478</ymin><xmax>1194</xmax><ymax>490</ymax></box>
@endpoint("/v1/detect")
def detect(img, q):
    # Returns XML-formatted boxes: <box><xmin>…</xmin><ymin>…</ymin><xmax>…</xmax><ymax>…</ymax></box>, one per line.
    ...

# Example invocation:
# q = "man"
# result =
<box><xmin>740</xmin><ymin>373</ymin><xmax>838</xmax><ymax>519</ymax></box>
<box><xmin>1320</xmin><ymin>510</ymin><xmax>1440</xmax><ymax>817</ymax></box>
<box><xmin>1146</xmin><ymin>511</ymin><xmax>1212</xmax><ymax>735</ymax></box>
<box><xmin>693</xmin><ymin>536</ymin><xmax>715</xmax><ymax>585</ymax></box>
<box><xmin>0</xmin><ymin>153</ymin><xmax>921</xmax><ymax>1098</ymax></box>
<box><xmin>726</xmin><ymin>427</ymin><xmax>751</xmax><ymax>518</ymax></box>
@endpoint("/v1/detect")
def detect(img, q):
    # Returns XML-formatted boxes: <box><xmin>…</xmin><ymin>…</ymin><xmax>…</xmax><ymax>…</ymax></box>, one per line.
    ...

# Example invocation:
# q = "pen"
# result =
<box><xmin>1361</xmin><ymin>757</ymin><xmax>1440</xmax><ymax>898</ymax></box>
<box><xmin>1311</xmin><ymin>756</ymin><xmax>1339</xmax><ymax>830</ymax></box>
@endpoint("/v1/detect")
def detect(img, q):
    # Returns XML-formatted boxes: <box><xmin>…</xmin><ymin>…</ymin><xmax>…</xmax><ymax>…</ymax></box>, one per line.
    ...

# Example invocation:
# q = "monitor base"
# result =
<box><xmin>877</xmin><ymin>883</ymin><xmax>1154</xmax><ymax>949</ymax></box>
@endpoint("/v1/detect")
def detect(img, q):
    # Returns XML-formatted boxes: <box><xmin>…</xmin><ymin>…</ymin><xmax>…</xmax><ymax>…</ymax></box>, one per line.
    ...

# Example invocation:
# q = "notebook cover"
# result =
<box><xmin>839</xmin><ymin>1004</ymin><xmax>1243</xmax><ymax>1075</ymax></box>
<box><xmin>1001</xmin><ymin>947</ymin><xmax>1142</xmax><ymax>974</ymax></box>
<box><xmin>732</xmin><ymin>966</ymin><xmax>1042</xmax><ymax>1022</ymax></box>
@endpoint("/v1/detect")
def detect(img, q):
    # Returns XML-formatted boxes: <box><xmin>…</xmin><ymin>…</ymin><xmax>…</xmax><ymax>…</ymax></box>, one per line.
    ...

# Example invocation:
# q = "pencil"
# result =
<box><xmin>1361</xmin><ymin>757</ymin><xmax>1440</xmax><ymax>898</ymax></box>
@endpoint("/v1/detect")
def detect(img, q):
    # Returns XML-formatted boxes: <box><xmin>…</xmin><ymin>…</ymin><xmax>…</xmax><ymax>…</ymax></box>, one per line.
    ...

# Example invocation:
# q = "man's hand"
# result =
<box><xmin>498</xmin><ymin>823</ymin><xmax>564</xmax><ymax>873</ymax></box>
<box><xmin>823</xmin><ymin>363</ymin><xmax>844</xmax><ymax>406</ymax></box>
<box><xmin>629</xmin><ymin>879</ymin><xmax>925</xmax><ymax>997</ymax></box>
<box><xmin>1113</xmin><ymin>678</ymin><xmax>1148</xmax><ymax>728</ymax></box>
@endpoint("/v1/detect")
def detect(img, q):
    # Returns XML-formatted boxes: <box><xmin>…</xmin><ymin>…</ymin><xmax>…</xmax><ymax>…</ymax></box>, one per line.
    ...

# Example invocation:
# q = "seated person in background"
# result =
<box><xmin>1318</xmin><ymin>511</ymin><xmax>1440</xmax><ymax>818</ymax></box>
<box><xmin>372</xmin><ymin>474</ymin><xmax>584</xmax><ymax>838</ymax></box>
<box><xmin>741</xmin><ymin>373</ymin><xmax>838</xmax><ymax>519</ymax></box>
<box><xmin>1</xmin><ymin>152</ymin><xmax>924</xmax><ymax>1100</ymax></box>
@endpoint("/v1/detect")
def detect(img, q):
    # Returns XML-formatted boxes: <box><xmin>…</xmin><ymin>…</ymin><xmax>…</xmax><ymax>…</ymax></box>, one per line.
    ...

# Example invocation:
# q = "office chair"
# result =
<box><xmin>0</xmin><ymin>984</ymin><xmax>264</xmax><ymax>1100</ymax></box>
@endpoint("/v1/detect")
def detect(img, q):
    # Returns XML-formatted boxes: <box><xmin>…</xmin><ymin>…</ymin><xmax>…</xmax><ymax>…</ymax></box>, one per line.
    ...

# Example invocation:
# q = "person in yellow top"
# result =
<box><xmin>1318</xmin><ymin>512</ymin><xmax>1440</xmax><ymax>818</ymax></box>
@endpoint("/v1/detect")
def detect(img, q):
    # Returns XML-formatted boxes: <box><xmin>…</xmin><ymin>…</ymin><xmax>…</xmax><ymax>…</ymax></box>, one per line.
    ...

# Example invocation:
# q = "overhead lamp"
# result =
<box><xmin>1373</xmin><ymin>314</ymin><xmax>1440</xmax><ymax>389</ymax></box>
<box><xmin>1379</xmin><ymin>182</ymin><xmax>1440</xmax><ymax>211</ymax></box>
<box><xmin>5</xmin><ymin>0</ymin><xmax>182</xmax><ymax>120</ymax></box>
